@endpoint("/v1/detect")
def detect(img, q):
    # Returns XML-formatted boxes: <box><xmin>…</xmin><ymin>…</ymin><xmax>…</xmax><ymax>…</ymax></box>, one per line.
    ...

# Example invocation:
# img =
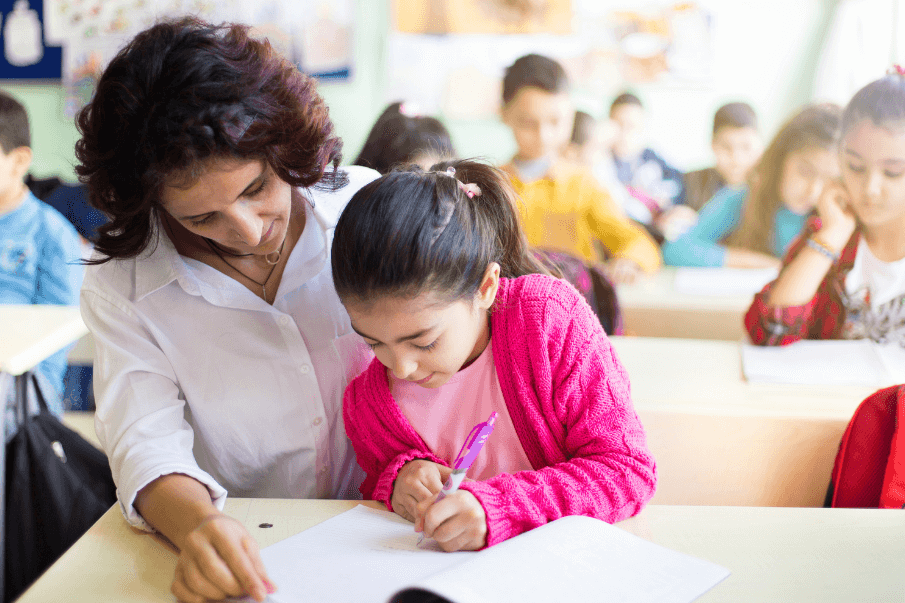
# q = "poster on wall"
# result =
<box><xmin>42</xmin><ymin>0</ymin><xmax>355</xmax><ymax>116</ymax></box>
<box><xmin>0</xmin><ymin>0</ymin><xmax>62</xmax><ymax>79</ymax></box>
<box><xmin>386</xmin><ymin>0</ymin><xmax>713</xmax><ymax>119</ymax></box>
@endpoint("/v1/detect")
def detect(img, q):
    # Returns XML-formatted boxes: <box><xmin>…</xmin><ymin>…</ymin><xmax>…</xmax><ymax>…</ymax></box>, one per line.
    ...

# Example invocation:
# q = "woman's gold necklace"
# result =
<box><xmin>204</xmin><ymin>236</ymin><xmax>286</xmax><ymax>301</ymax></box>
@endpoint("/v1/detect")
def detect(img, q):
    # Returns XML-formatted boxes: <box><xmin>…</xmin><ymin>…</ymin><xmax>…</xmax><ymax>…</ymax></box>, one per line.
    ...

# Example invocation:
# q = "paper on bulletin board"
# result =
<box><xmin>43</xmin><ymin>0</ymin><xmax>354</xmax><ymax>117</ymax></box>
<box><xmin>386</xmin><ymin>0</ymin><xmax>713</xmax><ymax>119</ymax></box>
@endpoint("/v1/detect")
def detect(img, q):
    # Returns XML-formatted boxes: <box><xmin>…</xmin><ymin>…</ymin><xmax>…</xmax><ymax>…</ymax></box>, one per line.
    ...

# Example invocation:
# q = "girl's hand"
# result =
<box><xmin>602</xmin><ymin>257</ymin><xmax>643</xmax><ymax>285</ymax></box>
<box><xmin>392</xmin><ymin>459</ymin><xmax>453</xmax><ymax>523</ymax></box>
<box><xmin>171</xmin><ymin>513</ymin><xmax>275</xmax><ymax>603</ymax></box>
<box><xmin>416</xmin><ymin>490</ymin><xmax>488</xmax><ymax>552</ymax></box>
<box><xmin>815</xmin><ymin>180</ymin><xmax>857</xmax><ymax>249</ymax></box>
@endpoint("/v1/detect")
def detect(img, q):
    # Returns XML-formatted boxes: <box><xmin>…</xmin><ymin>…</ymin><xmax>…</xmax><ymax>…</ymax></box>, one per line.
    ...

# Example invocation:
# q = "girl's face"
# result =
<box><xmin>160</xmin><ymin>157</ymin><xmax>292</xmax><ymax>256</ymax></box>
<box><xmin>840</xmin><ymin>119</ymin><xmax>905</xmax><ymax>228</ymax></box>
<box><xmin>345</xmin><ymin>265</ymin><xmax>500</xmax><ymax>389</ymax></box>
<box><xmin>779</xmin><ymin>146</ymin><xmax>840</xmax><ymax>215</ymax></box>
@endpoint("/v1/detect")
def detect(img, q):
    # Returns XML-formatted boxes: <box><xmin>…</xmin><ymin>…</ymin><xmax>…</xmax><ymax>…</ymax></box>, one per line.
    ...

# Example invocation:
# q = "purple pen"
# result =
<box><xmin>417</xmin><ymin>411</ymin><xmax>497</xmax><ymax>548</ymax></box>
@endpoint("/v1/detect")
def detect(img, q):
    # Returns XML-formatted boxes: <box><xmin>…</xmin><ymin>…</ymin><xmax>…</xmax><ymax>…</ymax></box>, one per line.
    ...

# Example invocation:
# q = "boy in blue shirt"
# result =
<box><xmin>0</xmin><ymin>91</ymin><xmax>83</xmax><ymax>411</ymax></box>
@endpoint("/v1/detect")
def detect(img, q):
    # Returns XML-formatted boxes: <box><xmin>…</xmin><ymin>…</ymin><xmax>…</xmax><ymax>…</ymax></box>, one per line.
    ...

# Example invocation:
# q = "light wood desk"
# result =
<box><xmin>18</xmin><ymin>499</ymin><xmax>905</xmax><ymax>603</ymax></box>
<box><xmin>0</xmin><ymin>305</ymin><xmax>87</xmax><ymax>376</ymax></box>
<box><xmin>617</xmin><ymin>268</ymin><xmax>755</xmax><ymax>341</ymax></box>
<box><xmin>610</xmin><ymin>337</ymin><xmax>876</xmax><ymax>507</ymax></box>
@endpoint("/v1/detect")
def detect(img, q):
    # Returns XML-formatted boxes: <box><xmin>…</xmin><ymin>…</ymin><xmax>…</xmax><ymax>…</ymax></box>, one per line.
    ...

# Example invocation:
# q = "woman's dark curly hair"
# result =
<box><xmin>76</xmin><ymin>16</ymin><xmax>346</xmax><ymax>262</ymax></box>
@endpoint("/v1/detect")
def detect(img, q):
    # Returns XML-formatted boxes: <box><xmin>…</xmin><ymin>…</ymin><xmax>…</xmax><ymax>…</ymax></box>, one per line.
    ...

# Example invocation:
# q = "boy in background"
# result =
<box><xmin>499</xmin><ymin>54</ymin><xmax>661</xmax><ymax>284</ymax></box>
<box><xmin>683</xmin><ymin>102</ymin><xmax>763</xmax><ymax>210</ymax></box>
<box><xmin>609</xmin><ymin>92</ymin><xmax>685</xmax><ymax>223</ymax></box>
<box><xmin>0</xmin><ymin>91</ymin><xmax>83</xmax><ymax>413</ymax></box>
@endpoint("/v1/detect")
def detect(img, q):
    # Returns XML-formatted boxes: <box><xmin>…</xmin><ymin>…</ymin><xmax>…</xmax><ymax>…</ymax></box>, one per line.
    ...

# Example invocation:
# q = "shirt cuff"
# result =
<box><xmin>118</xmin><ymin>464</ymin><xmax>228</xmax><ymax>532</ymax></box>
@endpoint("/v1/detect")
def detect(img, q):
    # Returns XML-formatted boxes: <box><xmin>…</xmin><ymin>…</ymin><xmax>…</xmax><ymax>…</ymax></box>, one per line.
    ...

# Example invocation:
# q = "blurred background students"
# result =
<box><xmin>684</xmin><ymin>102</ymin><xmax>763</xmax><ymax>211</ymax></box>
<box><xmin>663</xmin><ymin>104</ymin><xmax>841</xmax><ymax>269</ymax></box>
<box><xmin>609</xmin><ymin>92</ymin><xmax>685</xmax><ymax>225</ymax></box>
<box><xmin>498</xmin><ymin>54</ymin><xmax>661</xmax><ymax>284</ymax></box>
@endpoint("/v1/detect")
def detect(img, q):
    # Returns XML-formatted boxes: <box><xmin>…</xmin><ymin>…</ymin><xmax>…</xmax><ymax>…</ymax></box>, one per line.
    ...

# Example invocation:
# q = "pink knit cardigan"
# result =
<box><xmin>342</xmin><ymin>274</ymin><xmax>657</xmax><ymax>546</ymax></box>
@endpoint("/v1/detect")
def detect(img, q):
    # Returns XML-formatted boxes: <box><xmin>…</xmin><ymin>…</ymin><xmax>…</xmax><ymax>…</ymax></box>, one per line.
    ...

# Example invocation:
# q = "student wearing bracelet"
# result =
<box><xmin>662</xmin><ymin>104</ymin><xmax>841</xmax><ymax>269</ymax></box>
<box><xmin>746</xmin><ymin>72</ymin><xmax>905</xmax><ymax>346</ymax></box>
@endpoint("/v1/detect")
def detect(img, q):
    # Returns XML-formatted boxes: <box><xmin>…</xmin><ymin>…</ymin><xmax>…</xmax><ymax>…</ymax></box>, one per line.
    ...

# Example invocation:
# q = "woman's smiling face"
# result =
<box><xmin>159</xmin><ymin>157</ymin><xmax>292</xmax><ymax>256</ymax></box>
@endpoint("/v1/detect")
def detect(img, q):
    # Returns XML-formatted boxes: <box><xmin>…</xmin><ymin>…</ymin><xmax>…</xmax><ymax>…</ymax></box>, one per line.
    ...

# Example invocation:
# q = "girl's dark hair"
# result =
<box><xmin>75</xmin><ymin>17</ymin><xmax>346</xmax><ymax>263</ymax></box>
<box><xmin>502</xmin><ymin>54</ymin><xmax>569</xmax><ymax>105</ymax></box>
<box><xmin>842</xmin><ymin>73</ymin><xmax>905</xmax><ymax>135</ymax></box>
<box><xmin>332</xmin><ymin>159</ymin><xmax>555</xmax><ymax>306</ymax></box>
<box><xmin>726</xmin><ymin>103</ymin><xmax>841</xmax><ymax>255</ymax></box>
<box><xmin>353</xmin><ymin>102</ymin><xmax>456</xmax><ymax>174</ymax></box>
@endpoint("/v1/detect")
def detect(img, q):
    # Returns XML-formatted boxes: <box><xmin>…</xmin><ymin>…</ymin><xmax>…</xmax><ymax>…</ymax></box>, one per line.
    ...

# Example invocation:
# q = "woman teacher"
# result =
<box><xmin>77</xmin><ymin>18</ymin><xmax>376</xmax><ymax>602</ymax></box>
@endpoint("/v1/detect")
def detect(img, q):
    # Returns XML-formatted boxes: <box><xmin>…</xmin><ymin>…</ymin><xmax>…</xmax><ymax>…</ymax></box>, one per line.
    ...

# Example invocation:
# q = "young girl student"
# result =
<box><xmin>747</xmin><ymin>72</ymin><xmax>905</xmax><ymax>345</ymax></box>
<box><xmin>662</xmin><ymin>104</ymin><xmax>841</xmax><ymax>268</ymax></box>
<box><xmin>332</xmin><ymin>160</ymin><xmax>656</xmax><ymax>552</ymax></box>
<box><xmin>354</xmin><ymin>101</ymin><xmax>456</xmax><ymax>174</ymax></box>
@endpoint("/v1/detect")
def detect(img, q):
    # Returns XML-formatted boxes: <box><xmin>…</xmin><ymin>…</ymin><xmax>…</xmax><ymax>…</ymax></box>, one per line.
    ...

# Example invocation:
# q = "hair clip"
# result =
<box><xmin>888</xmin><ymin>65</ymin><xmax>905</xmax><ymax>77</ymax></box>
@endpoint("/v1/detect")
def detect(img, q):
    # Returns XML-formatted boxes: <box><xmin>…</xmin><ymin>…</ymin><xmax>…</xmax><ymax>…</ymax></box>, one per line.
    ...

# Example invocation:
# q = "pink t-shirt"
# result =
<box><xmin>390</xmin><ymin>343</ymin><xmax>534</xmax><ymax>481</ymax></box>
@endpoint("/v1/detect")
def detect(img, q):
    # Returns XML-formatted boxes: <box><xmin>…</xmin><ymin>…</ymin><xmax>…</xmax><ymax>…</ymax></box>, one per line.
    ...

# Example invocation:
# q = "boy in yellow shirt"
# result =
<box><xmin>499</xmin><ymin>54</ymin><xmax>661</xmax><ymax>283</ymax></box>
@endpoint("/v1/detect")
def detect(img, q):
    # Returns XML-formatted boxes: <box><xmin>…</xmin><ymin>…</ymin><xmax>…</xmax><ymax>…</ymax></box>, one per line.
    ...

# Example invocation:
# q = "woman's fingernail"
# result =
<box><xmin>265</xmin><ymin>579</ymin><xmax>277</xmax><ymax>594</ymax></box>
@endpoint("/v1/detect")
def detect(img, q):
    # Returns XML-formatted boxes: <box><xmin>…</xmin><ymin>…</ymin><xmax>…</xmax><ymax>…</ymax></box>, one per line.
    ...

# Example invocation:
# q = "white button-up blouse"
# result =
<box><xmin>80</xmin><ymin>166</ymin><xmax>378</xmax><ymax>529</ymax></box>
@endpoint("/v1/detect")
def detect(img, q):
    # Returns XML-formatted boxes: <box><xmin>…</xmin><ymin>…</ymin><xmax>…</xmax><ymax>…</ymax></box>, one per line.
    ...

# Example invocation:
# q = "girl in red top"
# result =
<box><xmin>331</xmin><ymin>160</ymin><xmax>655</xmax><ymax>552</ymax></box>
<box><xmin>747</xmin><ymin>70</ymin><xmax>905</xmax><ymax>345</ymax></box>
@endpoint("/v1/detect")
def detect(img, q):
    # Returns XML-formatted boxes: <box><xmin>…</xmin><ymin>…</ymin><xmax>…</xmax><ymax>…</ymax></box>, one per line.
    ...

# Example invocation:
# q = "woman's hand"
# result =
<box><xmin>391</xmin><ymin>459</ymin><xmax>452</xmax><ymax>523</ymax></box>
<box><xmin>415</xmin><ymin>490</ymin><xmax>487</xmax><ymax>552</ymax></box>
<box><xmin>171</xmin><ymin>513</ymin><xmax>275</xmax><ymax>603</ymax></box>
<box><xmin>815</xmin><ymin>180</ymin><xmax>857</xmax><ymax>250</ymax></box>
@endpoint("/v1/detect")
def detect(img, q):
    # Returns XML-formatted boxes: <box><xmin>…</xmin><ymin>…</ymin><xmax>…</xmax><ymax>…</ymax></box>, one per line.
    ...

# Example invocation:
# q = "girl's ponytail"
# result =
<box><xmin>331</xmin><ymin>159</ymin><xmax>556</xmax><ymax>306</ymax></box>
<box><xmin>431</xmin><ymin>159</ymin><xmax>556</xmax><ymax>280</ymax></box>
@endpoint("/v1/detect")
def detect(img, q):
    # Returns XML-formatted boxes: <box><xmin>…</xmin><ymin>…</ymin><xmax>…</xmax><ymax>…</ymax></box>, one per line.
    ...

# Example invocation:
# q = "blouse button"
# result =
<box><xmin>312</xmin><ymin>416</ymin><xmax>323</xmax><ymax>426</ymax></box>
<box><xmin>300</xmin><ymin>364</ymin><xmax>311</xmax><ymax>374</ymax></box>
<box><xmin>279</xmin><ymin>315</ymin><xmax>291</xmax><ymax>327</ymax></box>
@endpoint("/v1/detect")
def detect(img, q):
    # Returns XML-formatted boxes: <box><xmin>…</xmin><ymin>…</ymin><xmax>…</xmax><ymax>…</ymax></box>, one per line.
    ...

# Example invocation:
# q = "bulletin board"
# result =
<box><xmin>387</xmin><ymin>0</ymin><xmax>713</xmax><ymax>119</ymax></box>
<box><xmin>38</xmin><ymin>0</ymin><xmax>355</xmax><ymax>116</ymax></box>
<box><xmin>0</xmin><ymin>0</ymin><xmax>62</xmax><ymax>79</ymax></box>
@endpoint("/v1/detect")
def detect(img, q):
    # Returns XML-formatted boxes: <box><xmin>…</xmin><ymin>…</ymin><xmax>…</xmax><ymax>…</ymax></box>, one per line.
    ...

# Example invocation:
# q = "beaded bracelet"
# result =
<box><xmin>806</xmin><ymin>234</ymin><xmax>840</xmax><ymax>263</ymax></box>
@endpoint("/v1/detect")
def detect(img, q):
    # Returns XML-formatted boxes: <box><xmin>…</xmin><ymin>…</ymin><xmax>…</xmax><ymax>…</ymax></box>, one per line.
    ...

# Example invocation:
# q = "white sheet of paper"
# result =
<box><xmin>396</xmin><ymin>514</ymin><xmax>730</xmax><ymax>603</ymax></box>
<box><xmin>741</xmin><ymin>339</ymin><xmax>905</xmax><ymax>386</ymax></box>
<box><xmin>673</xmin><ymin>267</ymin><xmax>778</xmax><ymax>297</ymax></box>
<box><xmin>248</xmin><ymin>505</ymin><xmax>729</xmax><ymax>603</ymax></box>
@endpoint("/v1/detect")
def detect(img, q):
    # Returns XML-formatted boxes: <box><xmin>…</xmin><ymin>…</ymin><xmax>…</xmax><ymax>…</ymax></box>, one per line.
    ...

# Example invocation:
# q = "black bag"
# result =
<box><xmin>4</xmin><ymin>373</ymin><xmax>117</xmax><ymax>602</ymax></box>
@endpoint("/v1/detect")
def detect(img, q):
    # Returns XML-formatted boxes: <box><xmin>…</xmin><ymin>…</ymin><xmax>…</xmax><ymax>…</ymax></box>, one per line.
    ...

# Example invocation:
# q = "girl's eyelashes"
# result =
<box><xmin>847</xmin><ymin>163</ymin><xmax>865</xmax><ymax>173</ymax></box>
<box><xmin>415</xmin><ymin>339</ymin><xmax>439</xmax><ymax>352</ymax></box>
<box><xmin>885</xmin><ymin>170</ymin><xmax>904</xmax><ymax>179</ymax></box>
<box><xmin>365</xmin><ymin>341</ymin><xmax>380</xmax><ymax>350</ymax></box>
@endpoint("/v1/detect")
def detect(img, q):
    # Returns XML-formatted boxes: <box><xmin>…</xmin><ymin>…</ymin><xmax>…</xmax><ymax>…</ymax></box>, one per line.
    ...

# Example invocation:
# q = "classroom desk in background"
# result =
<box><xmin>610</xmin><ymin>337</ymin><xmax>876</xmax><ymax>508</ymax></box>
<box><xmin>17</xmin><ymin>499</ymin><xmax>905</xmax><ymax>603</ymax></box>
<box><xmin>0</xmin><ymin>305</ymin><xmax>88</xmax><ymax>377</ymax></box>
<box><xmin>616</xmin><ymin>267</ymin><xmax>761</xmax><ymax>341</ymax></box>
